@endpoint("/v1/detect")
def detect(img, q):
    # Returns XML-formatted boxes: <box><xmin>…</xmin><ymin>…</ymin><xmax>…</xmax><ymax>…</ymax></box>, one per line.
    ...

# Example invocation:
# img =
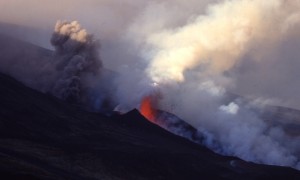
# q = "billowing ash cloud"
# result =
<box><xmin>0</xmin><ymin>20</ymin><xmax>108</xmax><ymax>110</ymax></box>
<box><xmin>50</xmin><ymin>21</ymin><xmax>102</xmax><ymax>103</ymax></box>
<box><xmin>0</xmin><ymin>0</ymin><xmax>300</xmax><ymax>170</ymax></box>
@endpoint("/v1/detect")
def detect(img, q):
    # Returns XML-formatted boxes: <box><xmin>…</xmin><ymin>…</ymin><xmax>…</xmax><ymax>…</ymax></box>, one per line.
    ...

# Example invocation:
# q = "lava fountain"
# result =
<box><xmin>139</xmin><ymin>95</ymin><xmax>157</xmax><ymax>123</ymax></box>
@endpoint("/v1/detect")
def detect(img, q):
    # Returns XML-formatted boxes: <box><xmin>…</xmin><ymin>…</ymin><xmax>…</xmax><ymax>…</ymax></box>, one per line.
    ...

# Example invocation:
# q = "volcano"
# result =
<box><xmin>0</xmin><ymin>71</ymin><xmax>299</xmax><ymax>179</ymax></box>
<box><xmin>0</xmin><ymin>25</ymin><xmax>300</xmax><ymax>179</ymax></box>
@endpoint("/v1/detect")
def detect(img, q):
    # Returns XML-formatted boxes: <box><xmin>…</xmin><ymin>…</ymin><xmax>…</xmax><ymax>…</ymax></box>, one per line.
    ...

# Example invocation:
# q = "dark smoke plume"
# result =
<box><xmin>50</xmin><ymin>21</ymin><xmax>102</xmax><ymax>103</ymax></box>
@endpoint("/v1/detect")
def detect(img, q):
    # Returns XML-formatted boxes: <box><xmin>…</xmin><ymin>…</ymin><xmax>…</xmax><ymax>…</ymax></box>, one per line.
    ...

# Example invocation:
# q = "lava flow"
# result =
<box><xmin>140</xmin><ymin>95</ymin><xmax>157</xmax><ymax>123</ymax></box>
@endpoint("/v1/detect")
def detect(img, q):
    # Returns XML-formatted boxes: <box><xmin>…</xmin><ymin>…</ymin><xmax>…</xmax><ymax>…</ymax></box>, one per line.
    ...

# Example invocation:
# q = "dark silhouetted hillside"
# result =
<box><xmin>0</xmin><ymin>72</ymin><xmax>299</xmax><ymax>179</ymax></box>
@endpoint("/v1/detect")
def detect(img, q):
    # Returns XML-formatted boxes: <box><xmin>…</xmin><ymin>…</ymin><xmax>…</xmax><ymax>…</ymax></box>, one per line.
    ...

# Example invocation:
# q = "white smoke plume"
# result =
<box><xmin>0</xmin><ymin>0</ymin><xmax>300</xmax><ymax>169</ymax></box>
<box><xmin>144</xmin><ymin>0</ymin><xmax>300</xmax><ymax>83</ymax></box>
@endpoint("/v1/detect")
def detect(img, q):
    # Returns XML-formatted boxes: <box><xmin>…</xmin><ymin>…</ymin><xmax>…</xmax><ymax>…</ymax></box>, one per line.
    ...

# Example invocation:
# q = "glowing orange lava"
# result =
<box><xmin>140</xmin><ymin>96</ymin><xmax>157</xmax><ymax>123</ymax></box>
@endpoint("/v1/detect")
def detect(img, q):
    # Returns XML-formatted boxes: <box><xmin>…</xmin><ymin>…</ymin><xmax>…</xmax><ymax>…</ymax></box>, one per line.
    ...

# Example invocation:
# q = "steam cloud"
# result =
<box><xmin>1</xmin><ymin>0</ymin><xmax>300</xmax><ymax>169</ymax></box>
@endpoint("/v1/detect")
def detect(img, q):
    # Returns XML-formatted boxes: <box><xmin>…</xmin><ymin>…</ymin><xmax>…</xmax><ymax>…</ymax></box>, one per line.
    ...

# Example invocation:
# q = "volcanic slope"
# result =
<box><xmin>0</xmin><ymin>72</ymin><xmax>300</xmax><ymax>180</ymax></box>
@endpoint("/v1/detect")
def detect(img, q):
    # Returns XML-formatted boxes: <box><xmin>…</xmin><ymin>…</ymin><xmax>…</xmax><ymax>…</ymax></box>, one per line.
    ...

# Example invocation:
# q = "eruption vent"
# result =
<box><xmin>140</xmin><ymin>96</ymin><xmax>157</xmax><ymax>123</ymax></box>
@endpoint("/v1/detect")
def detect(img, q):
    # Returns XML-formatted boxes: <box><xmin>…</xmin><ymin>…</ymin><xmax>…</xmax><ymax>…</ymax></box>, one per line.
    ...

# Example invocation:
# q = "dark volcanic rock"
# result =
<box><xmin>0</xmin><ymin>73</ymin><xmax>299</xmax><ymax>180</ymax></box>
